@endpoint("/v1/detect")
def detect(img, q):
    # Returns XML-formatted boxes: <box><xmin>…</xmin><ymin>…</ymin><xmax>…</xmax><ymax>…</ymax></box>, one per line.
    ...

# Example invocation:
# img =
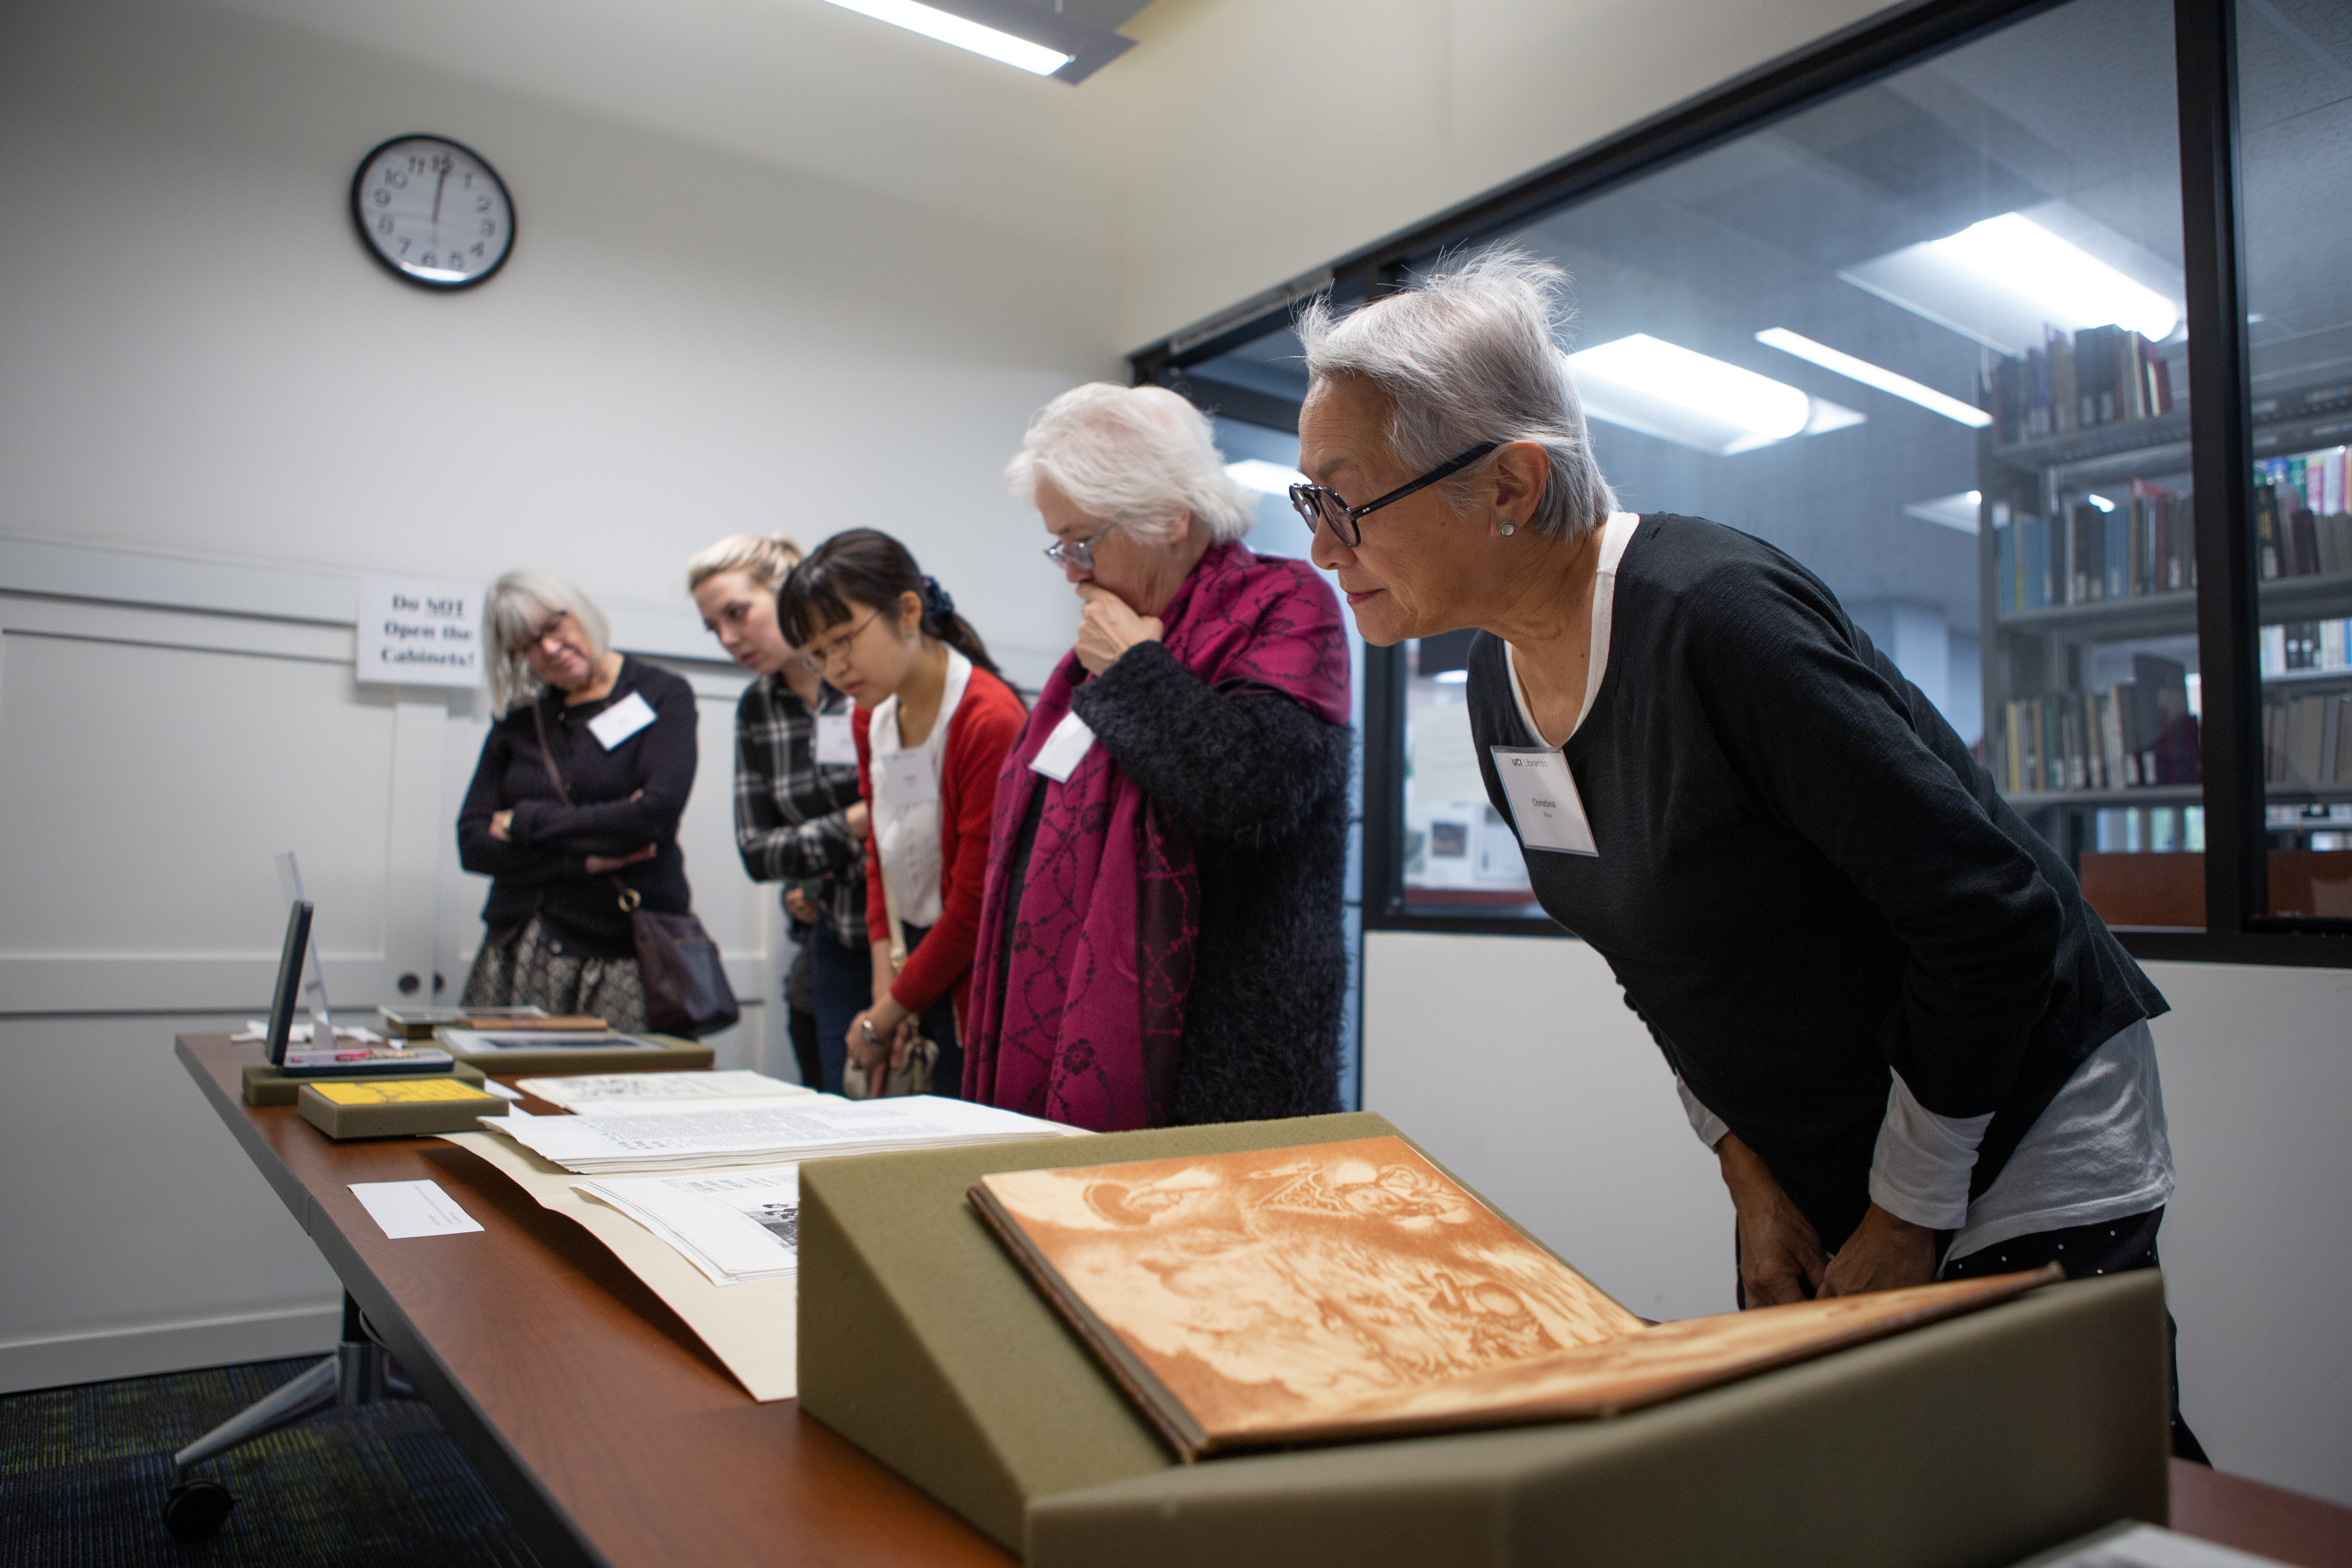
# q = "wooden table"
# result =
<box><xmin>178</xmin><ymin>1034</ymin><xmax>1012</xmax><ymax>1568</ymax></box>
<box><xmin>177</xmin><ymin>1035</ymin><xmax>2352</xmax><ymax>1568</ymax></box>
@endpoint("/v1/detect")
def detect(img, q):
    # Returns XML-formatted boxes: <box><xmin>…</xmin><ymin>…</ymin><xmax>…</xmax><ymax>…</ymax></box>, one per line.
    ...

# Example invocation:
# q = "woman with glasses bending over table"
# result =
<box><xmin>1292</xmin><ymin>252</ymin><xmax>2200</xmax><ymax>1459</ymax></box>
<box><xmin>458</xmin><ymin>571</ymin><xmax>701</xmax><ymax>1034</ymax></box>
<box><xmin>960</xmin><ymin>384</ymin><xmax>1352</xmax><ymax>1132</ymax></box>
<box><xmin>779</xmin><ymin>530</ymin><xmax>1025</xmax><ymax>1097</ymax></box>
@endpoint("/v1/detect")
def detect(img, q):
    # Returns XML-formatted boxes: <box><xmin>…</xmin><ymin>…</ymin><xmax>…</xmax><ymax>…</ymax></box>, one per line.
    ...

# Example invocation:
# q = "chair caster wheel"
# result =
<box><xmin>164</xmin><ymin>1479</ymin><xmax>236</xmax><ymax>1543</ymax></box>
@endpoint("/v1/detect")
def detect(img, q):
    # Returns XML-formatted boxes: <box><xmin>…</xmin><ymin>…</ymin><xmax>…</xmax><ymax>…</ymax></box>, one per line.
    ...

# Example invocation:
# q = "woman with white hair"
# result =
<box><xmin>1292</xmin><ymin>252</ymin><xmax>2199</xmax><ymax>1458</ymax></box>
<box><xmin>456</xmin><ymin>570</ymin><xmax>700</xmax><ymax>1033</ymax></box>
<box><xmin>962</xmin><ymin>383</ymin><xmax>1353</xmax><ymax>1131</ymax></box>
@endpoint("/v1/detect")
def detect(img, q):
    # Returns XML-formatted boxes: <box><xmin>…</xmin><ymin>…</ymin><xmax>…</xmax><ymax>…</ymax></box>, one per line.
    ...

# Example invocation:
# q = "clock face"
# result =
<box><xmin>351</xmin><ymin>136</ymin><xmax>514</xmax><ymax>290</ymax></box>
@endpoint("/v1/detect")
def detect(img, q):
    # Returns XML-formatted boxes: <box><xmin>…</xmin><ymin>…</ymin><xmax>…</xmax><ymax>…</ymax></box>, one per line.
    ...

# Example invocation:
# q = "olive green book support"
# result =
<box><xmin>797</xmin><ymin>1112</ymin><xmax>2169</xmax><ymax>1568</ymax></box>
<box><xmin>296</xmin><ymin>1081</ymin><xmax>509</xmax><ymax>1139</ymax></box>
<box><xmin>242</xmin><ymin>1060</ymin><xmax>487</xmax><ymax>1107</ymax></box>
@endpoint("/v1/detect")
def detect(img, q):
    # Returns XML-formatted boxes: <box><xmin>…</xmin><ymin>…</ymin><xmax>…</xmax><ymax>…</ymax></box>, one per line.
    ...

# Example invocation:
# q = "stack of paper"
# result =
<box><xmin>480</xmin><ymin>1094</ymin><xmax>1081</xmax><ymax>1175</ymax></box>
<box><xmin>520</xmin><ymin>1069</ymin><xmax>816</xmax><ymax>1114</ymax></box>
<box><xmin>578</xmin><ymin>1169</ymin><xmax>802</xmax><ymax>1287</ymax></box>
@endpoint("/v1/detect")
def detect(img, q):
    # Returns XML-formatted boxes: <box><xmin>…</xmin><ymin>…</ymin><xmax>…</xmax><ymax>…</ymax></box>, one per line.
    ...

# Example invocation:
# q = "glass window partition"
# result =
<box><xmin>1465</xmin><ymin>0</ymin><xmax>2197</xmax><ymax>931</ymax></box>
<box><xmin>2235</xmin><ymin>0</ymin><xmax>2352</xmax><ymax>923</ymax></box>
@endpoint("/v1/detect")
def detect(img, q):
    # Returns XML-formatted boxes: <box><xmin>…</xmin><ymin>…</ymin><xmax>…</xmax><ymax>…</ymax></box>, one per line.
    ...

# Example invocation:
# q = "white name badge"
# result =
<box><xmin>814</xmin><ymin>713</ymin><xmax>856</xmax><ymax>767</ymax></box>
<box><xmin>880</xmin><ymin>749</ymin><xmax>939</xmax><ymax>807</ymax></box>
<box><xmin>587</xmin><ymin>690</ymin><xmax>657</xmax><ymax>750</ymax></box>
<box><xmin>1029</xmin><ymin>710</ymin><xmax>1096</xmax><ymax>783</ymax></box>
<box><xmin>1489</xmin><ymin>745</ymin><xmax>1598</xmax><ymax>856</ymax></box>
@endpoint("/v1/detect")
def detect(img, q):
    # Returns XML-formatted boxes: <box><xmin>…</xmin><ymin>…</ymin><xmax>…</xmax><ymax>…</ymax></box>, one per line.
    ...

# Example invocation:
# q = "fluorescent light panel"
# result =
<box><xmin>1566</xmin><ymin>334</ymin><xmax>1859</xmax><ymax>456</ymax></box>
<box><xmin>1929</xmin><ymin>214</ymin><xmax>2178</xmax><ymax>343</ymax></box>
<box><xmin>818</xmin><ymin>0</ymin><xmax>1071</xmax><ymax>74</ymax></box>
<box><xmin>1226</xmin><ymin>458</ymin><xmax>1308</xmax><ymax>496</ymax></box>
<box><xmin>1901</xmin><ymin>491</ymin><xmax>1983</xmax><ymax>533</ymax></box>
<box><xmin>1755</xmin><ymin>328</ymin><xmax>1992</xmax><ymax>429</ymax></box>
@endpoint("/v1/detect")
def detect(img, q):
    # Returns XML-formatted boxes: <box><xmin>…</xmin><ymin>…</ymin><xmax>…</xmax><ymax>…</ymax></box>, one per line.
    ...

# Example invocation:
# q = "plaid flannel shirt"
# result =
<box><xmin>734</xmin><ymin>672</ymin><xmax>867</xmax><ymax>948</ymax></box>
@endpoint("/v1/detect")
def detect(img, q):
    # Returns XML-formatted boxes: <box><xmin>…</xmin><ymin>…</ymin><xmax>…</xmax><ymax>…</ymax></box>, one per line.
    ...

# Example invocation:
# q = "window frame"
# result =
<box><xmin>1130</xmin><ymin>0</ymin><xmax>2352</xmax><ymax>968</ymax></box>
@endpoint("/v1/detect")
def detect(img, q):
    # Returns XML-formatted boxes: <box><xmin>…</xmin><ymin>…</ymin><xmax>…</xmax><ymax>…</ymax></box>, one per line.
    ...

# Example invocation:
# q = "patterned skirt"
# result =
<box><xmin>462</xmin><ymin>916</ymin><xmax>647</xmax><ymax>1033</ymax></box>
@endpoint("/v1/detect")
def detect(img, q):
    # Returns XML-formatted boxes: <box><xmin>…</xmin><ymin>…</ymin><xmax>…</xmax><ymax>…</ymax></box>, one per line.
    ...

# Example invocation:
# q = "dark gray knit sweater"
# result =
<box><xmin>1052</xmin><ymin>640</ymin><xmax>1352</xmax><ymax>1125</ymax></box>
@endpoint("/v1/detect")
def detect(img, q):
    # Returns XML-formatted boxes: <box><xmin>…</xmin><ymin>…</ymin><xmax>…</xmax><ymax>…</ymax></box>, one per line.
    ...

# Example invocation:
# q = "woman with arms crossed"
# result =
<box><xmin>964</xmin><ymin>383</ymin><xmax>1353</xmax><ymax>1130</ymax></box>
<box><xmin>689</xmin><ymin>534</ymin><xmax>870</xmax><ymax>1091</ymax></box>
<box><xmin>458</xmin><ymin>571</ymin><xmax>698</xmax><ymax>1033</ymax></box>
<box><xmin>1291</xmin><ymin>252</ymin><xmax>2199</xmax><ymax>1457</ymax></box>
<box><xmin>778</xmin><ymin>530</ymin><xmax>1025</xmax><ymax>1096</ymax></box>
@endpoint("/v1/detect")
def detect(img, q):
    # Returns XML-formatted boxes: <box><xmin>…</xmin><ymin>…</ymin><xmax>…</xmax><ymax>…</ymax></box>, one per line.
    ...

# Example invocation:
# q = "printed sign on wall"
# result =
<box><xmin>357</xmin><ymin>578</ymin><xmax>481</xmax><ymax>688</ymax></box>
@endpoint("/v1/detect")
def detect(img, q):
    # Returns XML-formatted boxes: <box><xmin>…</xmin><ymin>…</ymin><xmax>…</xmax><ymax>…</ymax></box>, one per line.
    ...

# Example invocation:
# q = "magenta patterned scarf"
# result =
<box><xmin>962</xmin><ymin>542</ymin><xmax>1349</xmax><ymax>1130</ymax></box>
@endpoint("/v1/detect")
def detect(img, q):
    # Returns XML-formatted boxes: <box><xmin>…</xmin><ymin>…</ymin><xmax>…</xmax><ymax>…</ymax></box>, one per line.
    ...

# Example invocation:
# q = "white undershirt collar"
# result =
<box><xmin>1507</xmin><ymin>511</ymin><xmax>1640</xmax><ymax>749</ymax></box>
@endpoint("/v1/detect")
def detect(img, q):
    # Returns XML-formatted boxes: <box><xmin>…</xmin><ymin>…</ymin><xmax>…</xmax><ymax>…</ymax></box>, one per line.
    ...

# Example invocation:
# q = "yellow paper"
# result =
<box><xmin>312</xmin><ymin>1078</ymin><xmax>494</xmax><ymax>1105</ymax></box>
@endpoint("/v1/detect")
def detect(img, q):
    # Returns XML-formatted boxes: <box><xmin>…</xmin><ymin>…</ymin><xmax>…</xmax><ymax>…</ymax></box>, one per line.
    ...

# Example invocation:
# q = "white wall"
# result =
<box><xmin>1364</xmin><ymin>931</ymin><xmax>2352</xmax><ymax>1506</ymax></box>
<box><xmin>0</xmin><ymin>0</ymin><xmax>1110</xmax><ymax>685</ymax></box>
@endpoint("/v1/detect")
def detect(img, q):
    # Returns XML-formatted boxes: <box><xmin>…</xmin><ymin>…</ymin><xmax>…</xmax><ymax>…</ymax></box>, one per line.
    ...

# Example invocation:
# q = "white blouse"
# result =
<box><xmin>867</xmin><ymin>649</ymin><xmax>971</xmax><ymax>932</ymax></box>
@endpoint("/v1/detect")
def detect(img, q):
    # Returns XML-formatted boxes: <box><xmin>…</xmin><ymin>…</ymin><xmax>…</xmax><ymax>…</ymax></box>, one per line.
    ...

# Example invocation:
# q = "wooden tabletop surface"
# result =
<box><xmin>177</xmin><ymin>1034</ymin><xmax>1012</xmax><ymax>1568</ymax></box>
<box><xmin>176</xmin><ymin>1034</ymin><xmax>2352</xmax><ymax>1568</ymax></box>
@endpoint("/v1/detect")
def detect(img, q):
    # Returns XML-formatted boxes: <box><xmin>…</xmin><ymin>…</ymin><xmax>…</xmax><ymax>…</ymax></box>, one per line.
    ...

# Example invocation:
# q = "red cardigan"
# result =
<box><xmin>853</xmin><ymin>666</ymin><xmax>1026</xmax><ymax>1023</ymax></box>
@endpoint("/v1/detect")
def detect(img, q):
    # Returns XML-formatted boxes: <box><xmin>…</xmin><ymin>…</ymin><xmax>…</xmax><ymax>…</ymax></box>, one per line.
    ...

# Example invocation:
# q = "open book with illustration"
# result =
<box><xmin>969</xmin><ymin>1135</ymin><xmax>2059</xmax><ymax>1461</ymax></box>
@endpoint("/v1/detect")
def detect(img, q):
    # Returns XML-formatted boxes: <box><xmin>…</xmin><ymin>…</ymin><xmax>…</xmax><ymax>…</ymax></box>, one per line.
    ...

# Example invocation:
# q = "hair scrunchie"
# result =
<box><xmin>920</xmin><ymin>575</ymin><xmax>956</xmax><ymax>621</ymax></box>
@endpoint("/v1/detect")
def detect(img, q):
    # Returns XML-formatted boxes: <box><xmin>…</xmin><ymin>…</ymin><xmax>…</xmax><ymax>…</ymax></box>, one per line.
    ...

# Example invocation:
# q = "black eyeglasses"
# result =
<box><xmin>1288</xmin><ymin>443</ymin><xmax>1500</xmax><ymax>548</ymax></box>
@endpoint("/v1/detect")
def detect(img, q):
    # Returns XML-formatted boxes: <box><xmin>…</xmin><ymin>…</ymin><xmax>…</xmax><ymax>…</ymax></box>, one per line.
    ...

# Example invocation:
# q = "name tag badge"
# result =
<box><xmin>587</xmin><ymin>690</ymin><xmax>656</xmax><ymax>750</ymax></box>
<box><xmin>880</xmin><ymin>748</ymin><xmax>940</xmax><ymax>807</ymax></box>
<box><xmin>1029</xmin><ymin>710</ymin><xmax>1096</xmax><ymax>783</ymax></box>
<box><xmin>813</xmin><ymin>713</ymin><xmax>856</xmax><ymax>767</ymax></box>
<box><xmin>1489</xmin><ymin>746</ymin><xmax>1598</xmax><ymax>856</ymax></box>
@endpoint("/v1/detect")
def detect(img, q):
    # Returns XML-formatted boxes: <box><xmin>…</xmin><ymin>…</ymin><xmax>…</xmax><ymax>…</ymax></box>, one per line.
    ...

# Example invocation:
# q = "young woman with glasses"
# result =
<box><xmin>778</xmin><ymin>529</ymin><xmax>1025</xmax><ymax>1097</ymax></box>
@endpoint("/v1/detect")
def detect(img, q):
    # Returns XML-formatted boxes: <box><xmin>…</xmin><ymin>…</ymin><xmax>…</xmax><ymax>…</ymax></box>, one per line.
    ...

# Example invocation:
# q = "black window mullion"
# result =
<box><xmin>2172</xmin><ymin>0</ymin><xmax>2263</xmax><ymax>937</ymax></box>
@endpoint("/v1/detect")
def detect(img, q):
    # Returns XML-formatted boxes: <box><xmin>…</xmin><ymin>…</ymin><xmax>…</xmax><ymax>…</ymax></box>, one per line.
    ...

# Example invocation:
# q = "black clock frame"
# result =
<box><xmin>349</xmin><ymin>134</ymin><xmax>516</xmax><ymax>293</ymax></box>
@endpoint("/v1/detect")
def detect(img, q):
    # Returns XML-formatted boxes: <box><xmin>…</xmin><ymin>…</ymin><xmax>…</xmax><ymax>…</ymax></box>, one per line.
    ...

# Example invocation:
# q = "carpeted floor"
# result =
<box><xmin>0</xmin><ymin>1357</ymin><xmax>538</xmax><ymax>1567</ymax></box>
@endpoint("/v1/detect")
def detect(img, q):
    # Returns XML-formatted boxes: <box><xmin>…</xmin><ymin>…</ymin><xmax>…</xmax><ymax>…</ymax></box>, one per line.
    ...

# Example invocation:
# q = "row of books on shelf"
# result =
<box><xmin>1994</xmin><ymin>481</ymin><xmax>2192</xmax><ymax>614</ymax></box>
<box><xmin>1984</xmin><ymin>325</ymin><xmax>2174</xmax><ymax>446</ymax></box>
<box><xmin>1996</xmin><ymin>656</ymin><xmax>2198</xmax><ymax>796</ymax></box>
<box><xmin>2261</xmin><ymin>618</ymin><xmax>2352</xmax><ymax>677</ymax></box>
<box><xmin>2264</xmin><ymin>687</ymin><xmax>2352</xmax><ymax>787</ymax></box>
<box><xmin>2254</xmin><ymin>460</ymin><xmax>2352</xmax><ymax>581</ymax></box>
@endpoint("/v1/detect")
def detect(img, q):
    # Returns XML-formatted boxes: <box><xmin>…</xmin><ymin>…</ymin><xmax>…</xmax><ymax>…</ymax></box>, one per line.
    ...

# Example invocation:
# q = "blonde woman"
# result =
<box><xmin>457</xmin><ymin>571</ymin><xmax>700</xmax><ymax>1032</ymax></box>
<box><xmin>689</xmin><ymin>534</ymin><xmax>868</xmax><ymax>1090</ymax></box>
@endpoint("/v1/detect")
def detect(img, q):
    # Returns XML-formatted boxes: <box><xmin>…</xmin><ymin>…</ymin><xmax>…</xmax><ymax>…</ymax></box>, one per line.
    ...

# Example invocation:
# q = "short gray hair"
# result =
<box><xmin>1005</xmin><ymin>382</ymin><xmax>1255</xmax><ymax>544</ymax></box>
<box><xmin>1297</xmin><ymin>249</ymin><xmax>1615</xmax><ymax>541</ymax></box>
<box><xmin>483</xmin><ymin>570</ymin><xmax>611</xmax><ymax>714</ymax></box>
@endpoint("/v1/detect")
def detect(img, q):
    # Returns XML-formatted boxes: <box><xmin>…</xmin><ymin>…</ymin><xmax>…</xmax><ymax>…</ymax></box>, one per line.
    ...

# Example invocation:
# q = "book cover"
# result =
<box><xmin>971</xmin><ymin>1136</ymin><xmax>2058</xmax><ymax>1461</ymax></box>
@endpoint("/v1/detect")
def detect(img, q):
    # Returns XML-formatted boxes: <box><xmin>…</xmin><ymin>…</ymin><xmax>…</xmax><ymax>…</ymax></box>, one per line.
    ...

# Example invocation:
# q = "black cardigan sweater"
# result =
<box><xmin>1011</xmin><ymin>640</ymin><xmax>1353</xmax><ymax>1125</ymax></box>
<box><xmin>457</xmin><ymin>655</ymin><xmax>698</xmax><ymax>959</ymax></box>
<box><xmin>1468</xmin><ymin>514</ymin><xmax>2164</xmax><ymax>1249</ymax></box>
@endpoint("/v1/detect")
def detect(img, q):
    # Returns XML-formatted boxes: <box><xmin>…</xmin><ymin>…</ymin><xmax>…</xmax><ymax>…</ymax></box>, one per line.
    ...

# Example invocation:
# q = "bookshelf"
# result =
<box><xmin>1981</xmin><ymin>344</ymin><xmax>2352</xmax><ymax>895</ymax></box>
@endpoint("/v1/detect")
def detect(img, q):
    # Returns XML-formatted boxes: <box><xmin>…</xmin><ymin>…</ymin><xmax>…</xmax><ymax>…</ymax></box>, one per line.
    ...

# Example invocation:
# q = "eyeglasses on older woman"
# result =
<box><xmin>1288</xmin><ymin>441</ymin><xmax>1499</xmax><ymax>548</ymax></box>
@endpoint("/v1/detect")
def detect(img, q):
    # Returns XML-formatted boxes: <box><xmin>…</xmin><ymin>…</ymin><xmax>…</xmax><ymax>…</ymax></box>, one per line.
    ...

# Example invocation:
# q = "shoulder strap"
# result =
<box><xmin>528</xmin><ymin>701</ymin><xmax>575</xmax><ymax>806</ymax></box>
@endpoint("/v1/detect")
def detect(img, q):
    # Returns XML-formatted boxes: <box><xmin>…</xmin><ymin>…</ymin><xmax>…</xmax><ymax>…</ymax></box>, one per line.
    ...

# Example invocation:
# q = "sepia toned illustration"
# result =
<box><xmin>973</xmin><ymin>1136</ymin><xmax>2061</xmax><ymax>1458</ymax></box>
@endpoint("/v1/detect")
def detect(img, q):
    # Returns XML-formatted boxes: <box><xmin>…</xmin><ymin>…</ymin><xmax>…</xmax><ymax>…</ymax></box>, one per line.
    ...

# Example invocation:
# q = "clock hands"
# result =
<box><xmin>432</xmin><ymin>163</ymin><xmax>449</xmax><ymax>246</ymax></box>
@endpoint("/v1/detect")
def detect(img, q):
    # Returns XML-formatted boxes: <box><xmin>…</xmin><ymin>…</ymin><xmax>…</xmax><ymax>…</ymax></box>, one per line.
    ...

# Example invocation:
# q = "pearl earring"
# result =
<box><xmin>1498</xmin><ymin>518</ymin><xmax>1517</xmax><ymax>537</ymax></box>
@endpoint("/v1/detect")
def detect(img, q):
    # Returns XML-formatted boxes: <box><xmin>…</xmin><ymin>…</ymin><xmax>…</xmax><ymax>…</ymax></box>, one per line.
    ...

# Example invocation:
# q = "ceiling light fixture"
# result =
<box><xmin>1226</xmin><ymin>459</ymin><xmax>1309</xmax><ymax>497</ymax></box>
<box><xmin>1755</xmin><ymin>328</ymin><xmax>1992</xmax><ymax>429</ymax></box>
<box><xmin>819</xmin><ymin>0</ymin><xmax>1068</xmax><ymax>73</ymax></box>
<box><xmin>1901</xmin><ymin>491</ymin><xmax>1983</xmax><ymax>533</ymax></box>
<box><xmin>815</xmin><ymin>0</ymin><xmax>1135</xmax><ymax>82</ymax></box>
<box><xmin>1929</xmin><ymin>214</ymin><xmax>2179</xmax><ymax>343</ymax></box>
<box><xmin>1566</xmin><ymin>334</ymin><xmax>1859</xmax><ymax>456</ymax></box>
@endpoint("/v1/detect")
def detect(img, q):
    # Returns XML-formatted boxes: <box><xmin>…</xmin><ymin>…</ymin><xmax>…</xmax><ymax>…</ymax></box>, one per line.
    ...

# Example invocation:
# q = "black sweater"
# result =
<box><xmin>1055</xmin><ymin>640</ymin><xmax>1353</xmax><ymax>1125</ymax></box>
<box><xmin>1468</xmin><ymin>514</ymin><xmax>2164</xmax><ymax>1248</ymax></box>
<box><xmin>457</xmin><ymin>656</ymin><xmax>698</xmax><ymax>959</ymax></box>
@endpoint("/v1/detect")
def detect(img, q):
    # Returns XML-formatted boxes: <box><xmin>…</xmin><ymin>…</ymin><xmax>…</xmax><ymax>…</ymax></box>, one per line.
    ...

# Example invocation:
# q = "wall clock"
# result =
<box><xmin>351</xmin><ymin>135</ymin><xmax>515</xmax><ymax>291</ymax></box>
